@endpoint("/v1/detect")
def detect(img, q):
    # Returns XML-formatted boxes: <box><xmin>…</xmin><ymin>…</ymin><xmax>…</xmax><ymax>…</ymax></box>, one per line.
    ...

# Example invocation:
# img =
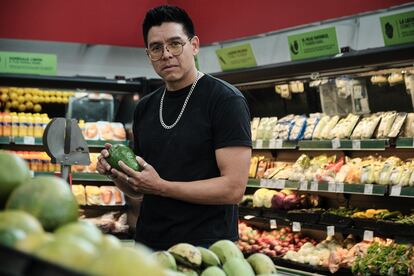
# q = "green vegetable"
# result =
<box><xmin>105</xmin><ymin>144</ymin><xmax>141</xmax><ymax>172</ymax></box>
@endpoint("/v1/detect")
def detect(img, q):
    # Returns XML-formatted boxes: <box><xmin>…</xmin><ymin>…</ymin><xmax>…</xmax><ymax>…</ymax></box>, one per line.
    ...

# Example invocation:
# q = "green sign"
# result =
<box><xmin>0</xmin><ymin>51</ymin><xmax>57</xmax><ymax>75</ymax></box>
<box><xmin>216</xmin><ymin>43</ymin><xmax>257</xmax><ymax>71</ymax></box>
<box><xmin>380</xmin><ymin>10</ymin><xmax>414</xmax><ymax>46</ymax></box>
<box><xmin>288</xmin><ymin>27</ymin><xmax>339</xmax><ymax>61</ymax></box>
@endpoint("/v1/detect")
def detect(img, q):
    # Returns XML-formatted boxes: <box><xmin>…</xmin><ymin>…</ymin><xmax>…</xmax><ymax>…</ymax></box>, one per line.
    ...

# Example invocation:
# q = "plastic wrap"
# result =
<box><xmin>351</xmin><ymin>114</ymin><xmax>381</xmax><ymax>139</ymax></box>
<box><xmin>288</xmin><ymin>116</ymin><xmax>307</xmax><ymax>141</ymax></box>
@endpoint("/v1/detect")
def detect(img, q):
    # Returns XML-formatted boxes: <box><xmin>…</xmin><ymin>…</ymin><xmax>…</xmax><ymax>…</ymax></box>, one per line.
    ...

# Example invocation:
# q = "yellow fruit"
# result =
<box><xmin>43</xmin><ymin>97</ymin><xmax>50</xmax><ymax>103</ymax></box>
<box><xmin>17</xmin><ymin>96</ymin><xmax>25</xmax><ymax>103</ymax></box>
<box><xmin>62</xmin><ymin>97</ymin><xmax>69</xmax><ymax>104</ymax></box>
<box><xmin>11</xmin><ymin>100</ymin><xmax>19</xmax><ymax>108</ymax></box>
<box><xmin>25</xmin><ymin>102</ymin><xmax>34</xmax><ymax>110</ymax></box>
<box><xmin>55</xmin><ymin>97</ymin><xmax>63</xmax><ymax>104</ymax></box>
<box><xmin>25</xmin><ymin>94</ymin><xmax>33</xmax><ymax>102</ymax></box>
<box><xmin>18</xmin><ymin>104</ymin><xmax>26</xmax><ymax>112</ymax></box>
<box><xmin>5</xmin><ymin>102</ymin><xmax>12</xmax><ymax>109</ymax></box>
<box><xmin>32</xmin><ymin>95</ymin><xmax>39</xmax><ymax>103</ymax></box>
<box><xmin>9</xmin><ymin>92</ymin><xmax>18</xmax><ymax>101</ymax></box>
<box><xmin>38</xmin><ymin>96</ymin><xmax>45</xmax><ymax>103</ymax></box>
<box><xmin>33</xmin><ymin>104</ymin><xmax>42</xmax><ymax>112</ymax></box>
<box><xmin>1</xmin><ymin>93</ymin><xmax>9</xmax><ymax>102</ymax></box>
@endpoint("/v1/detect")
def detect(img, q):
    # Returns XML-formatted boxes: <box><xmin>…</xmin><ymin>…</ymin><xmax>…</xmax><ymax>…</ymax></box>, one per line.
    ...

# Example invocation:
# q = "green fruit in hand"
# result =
<box><xmin>6</xmin><ymin>176</ymin><xmax>78</xmax><ymax>231</ymax></box>
<box><xmin>0</xmin><ymin>151</ymin><xmax>31</xmax><ymax>207</ymax></box>
<box><xmin>105</xmin><ymin>144</ymin><xmax>140</xmax><ymax>171</ymax></box>
<box><xmin>197</xmin><ymin>247</ymin><xmax>221</xmax><ymax>267</ymax></box>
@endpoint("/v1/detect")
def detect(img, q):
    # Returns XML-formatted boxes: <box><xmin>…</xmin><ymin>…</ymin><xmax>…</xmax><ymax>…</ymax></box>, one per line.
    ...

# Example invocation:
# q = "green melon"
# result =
<box><xmin>6</xmin><ymin>176</ymin><xmax>78</xmax><ymax>231</ymax></box>
<box><xmin>0</xmin><ymin>151</ymin><xmax>31</xmax><ymax>207</ymax></box>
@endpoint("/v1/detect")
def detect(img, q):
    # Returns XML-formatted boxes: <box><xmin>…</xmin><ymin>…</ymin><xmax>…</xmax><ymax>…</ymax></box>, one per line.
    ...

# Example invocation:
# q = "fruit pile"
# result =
<box><xmin>155</xmin><ymin>240</ymin><xmax>278</xmax><ymax>275</ymax></box>
<box><xmin>237</xmin><ymin>222</ymin><xmax>317</xmax><ymax>258</ymax></box>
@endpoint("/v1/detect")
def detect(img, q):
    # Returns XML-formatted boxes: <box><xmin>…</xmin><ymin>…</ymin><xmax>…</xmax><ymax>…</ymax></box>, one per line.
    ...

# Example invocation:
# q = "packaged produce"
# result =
<box><xmin>351</xmin><ymin>114</ymin><xmax>381</xmax><ymax>139</ymax></box>
<box><xmin>376</xmin><ymin>112</ymin><xmax>397</xmax><ymax>138</ymax></box>
<box><xmin>84</xmin><ymin>122</ymin><xmax>99</xmax><ymax>140</ymax></box>
<box><xmin>387</xmin><ymin>112</ymin><xmax>407</xmax><ymax>138</ymax></box>
<box><xmin>71</xmin><ymin>185</ymin><xmax>86</xmax><ymax>205</ymax></box>
<box><xmin>289</xmin><ymin>154</ymin><xmax>311</xmax><ymax>181</ymax></box>
<box><xmin>402</xmin><ymin>113</ymin><xmax>414</xmax><ymax>137</ymax></box>
<box><xmin>111</xmin><ymin>123</ymin><xmax>127</xmax><ymax>141</ymax></box>
<box><xmin>378</xmin><ymin>157</ymin><xmax>402</xmax><ymax>185</ymax></box>
<box><xmin>370</xmin><ymin>75</ymin><xmax>388</xmax><ymax>86</ymax></box>
<box><xmin>321</xmin><ymin>115</ymin><xmax>340</xmax><ymax>140</ymax></box>
<box><xmin>330</xmin><ymin>114</ymin><xmax>359</xmax><ymax>139</ymax></box>
<box><xmin>264</xmin><ymin>117</ymin><xmax>278</xmax><ymax>140</ymax></box>
<box><xmin>86</xmin><ymin>186</ymin><xmax>101</xmax><ymax>205</ymax></box>
<box><xmin>387</xmin><ymin>72</ymin><xmax>404</xmax><ymax>86</ymax></box>
<box><xmin>398</xmin><ymin>162</ymin><xmax>413</xmax><ymax>186</ymax></box>
<box><xmin>312</xmin><ymin>115</ymin><xmax>330</xmax><ymax>139</ymax></box>
<box><xmin>256</xmin><ymin>117</ymin><xmax>269</xmax><ymax>140</ymax></box>
<box><xmin>251</xmin><ymin>117</ymin><xmax>261</xmax><ymax>141</ymax></box>
<box><xmin>288</xmin><ymin>116</ymin><xmax>307</xmax><ymax>141</ymax></box>
<box><xmin>274</xmin><ymin>115</ymin><xmax>294</xmax><ymax>140</ymax></box>
<box><xmin>289</xmin><ymin>81</ymin><xmax>304</xmax><ymax>93</ymax></box>
<box><xmin>303</xmin><ymin>114</ymin><xmax>321</xmax><ymax>140</ymax></box>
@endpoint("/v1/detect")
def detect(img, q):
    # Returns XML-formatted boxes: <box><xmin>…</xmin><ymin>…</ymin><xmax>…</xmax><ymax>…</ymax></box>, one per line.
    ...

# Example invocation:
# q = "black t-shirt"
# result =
<box><xmin>132</xmin><ymin>73</ymin><xmax>251</xmax><ymax>250</ymax></box>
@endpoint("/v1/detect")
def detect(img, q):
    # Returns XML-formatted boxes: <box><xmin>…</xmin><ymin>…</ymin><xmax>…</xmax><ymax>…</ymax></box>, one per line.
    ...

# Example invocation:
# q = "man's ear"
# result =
<box><xmin>191</xmin><ymin>36</ymin><xmax>200</xmax><ymax>55</ymax></box>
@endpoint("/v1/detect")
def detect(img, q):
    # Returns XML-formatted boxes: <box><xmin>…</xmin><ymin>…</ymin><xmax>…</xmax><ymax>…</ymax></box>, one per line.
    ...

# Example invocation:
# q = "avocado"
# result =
<box><xmin>105</xmin><ymin>144</ymin><xmax>141</xmax><ymax>172</ymax></box>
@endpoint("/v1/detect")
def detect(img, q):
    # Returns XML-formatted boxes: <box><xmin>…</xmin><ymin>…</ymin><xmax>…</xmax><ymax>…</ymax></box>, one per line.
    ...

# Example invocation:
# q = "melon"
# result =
<box><xmin>0</xmin><ymin>151</ymin><xmax>31</xmax><ymax>207</ymax></box>
<box><xmin>0</xmin><ymin>210</ymin><xmax>43</xmax><ymax>234</ymax></box>
<box><xmin>6</xmin><ymin>176</ymin><xmax>78</xmax><ymax>231</ymax></box>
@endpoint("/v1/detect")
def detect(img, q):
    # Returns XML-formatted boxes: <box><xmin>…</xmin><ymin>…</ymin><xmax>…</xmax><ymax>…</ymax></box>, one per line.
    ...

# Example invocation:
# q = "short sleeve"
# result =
<box><xmin>212</xmin><ymin>95</ymin><xmax>252</xmax><ymax>149</ymax></box>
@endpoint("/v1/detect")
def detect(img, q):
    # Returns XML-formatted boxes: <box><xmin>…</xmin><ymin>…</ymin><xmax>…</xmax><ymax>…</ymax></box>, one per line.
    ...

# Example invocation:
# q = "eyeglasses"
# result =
<box><xmin>147</xmin><ymin>38</ymin><xmax>192</xmax><ymax>61</ymax></box>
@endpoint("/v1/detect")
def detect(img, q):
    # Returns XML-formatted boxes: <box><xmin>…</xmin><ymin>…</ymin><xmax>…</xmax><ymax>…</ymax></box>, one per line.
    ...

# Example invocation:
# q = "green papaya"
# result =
<box><xmin>105</xmin><ymin>144</ymin><xmax>140</xmax><ymax>172</ymax></box>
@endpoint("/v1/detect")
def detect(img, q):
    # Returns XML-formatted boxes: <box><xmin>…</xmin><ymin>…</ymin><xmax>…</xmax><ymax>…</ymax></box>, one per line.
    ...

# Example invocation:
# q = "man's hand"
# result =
<box><xmin>96</xmin><ymin>143</ymin><xmax>113</xmax><ymax>176</ymax></box>
<box><xmin>110</xmin><ymin>156</ymin><xmax>167</xmax><ymax>196</ymax></box>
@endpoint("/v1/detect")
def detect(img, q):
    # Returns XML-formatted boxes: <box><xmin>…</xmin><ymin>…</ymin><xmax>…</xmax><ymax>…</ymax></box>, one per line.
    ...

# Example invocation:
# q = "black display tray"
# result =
<box><xmin>0</xmin><ymin>244</ymin><xmax>86</xmax><ymax>276</ymax></box>
<box><xmin>238</xmin><ymin>206</ymin><xmax>262</xmax><ymax>217</ymax></box>
<box><xmin>319</xmin><ymin>213</ymin><xmax>354</xmax><ymax>228</ymax></box>
<box><xmin>286</xmin><ymin>210</ymin><xmax>323</xmax><ymax>224</ymax></box>
<box><xmin>352</xmin><ymin>218</ymin><xmax>378</xmax><ymax>230</ymax></box>
<box><xmin>272</xmin><ymin>256</ymin><xmax>353</xmax><ymax>276</ymax></box>
<box><xmin>261</xmin><ymin>209</ymin><xmax>288</xmax><ymax>220</ymax></box>
<box><xmin>377</xmin><ymin>220</ymin><xmax>414</xmax><ymax>237</ymax></box>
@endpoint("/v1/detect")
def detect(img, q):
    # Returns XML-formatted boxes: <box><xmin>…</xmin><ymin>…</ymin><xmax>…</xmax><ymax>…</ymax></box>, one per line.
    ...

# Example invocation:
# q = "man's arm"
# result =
<box><xmin>115</xmin><ymin>146</ymin><xmax>251</xmax><ymax>205</ymax></box>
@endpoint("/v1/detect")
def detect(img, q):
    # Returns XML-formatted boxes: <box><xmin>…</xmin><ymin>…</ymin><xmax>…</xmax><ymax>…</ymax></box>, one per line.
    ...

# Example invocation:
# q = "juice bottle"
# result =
<box><xmin>41</xmin><ymin>114</ymin><xmax>50</xmax><ymax>137</ymax></box>
<box><xmin>18</xmin><ymin>113</ymin><xmax>28</xmax><ymax>137</ymax></box>
<box><xmin>3</xmin><ymin>112</ymin><xmax>11</xmax><ymax>137</ymax></box>
<box><xmin>0</xmin><ymin>112</ymin><xmax>3</xmax><ymax>137</ymax></box>
<box><xmin>11</xmin><ymin>112</ymin><xmax>19</xmax><ymax>137</ymax></box>
<box><xmin>27</xmin><ymin>113</ymin><xmax>34</xmax><ymax>137</ymax></box>
<box><xmin>34</xmin><ymin>114</ymin><xmax>42</xmax><ymax>138</ymax></box>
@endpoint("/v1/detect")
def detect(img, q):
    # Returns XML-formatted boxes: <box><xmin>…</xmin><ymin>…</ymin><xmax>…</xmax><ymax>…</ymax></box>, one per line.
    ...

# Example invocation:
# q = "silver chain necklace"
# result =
<box><xmin>159</xmin><ymin>71</ymin><xmax>202</xmax><ymax>129</ymax></box>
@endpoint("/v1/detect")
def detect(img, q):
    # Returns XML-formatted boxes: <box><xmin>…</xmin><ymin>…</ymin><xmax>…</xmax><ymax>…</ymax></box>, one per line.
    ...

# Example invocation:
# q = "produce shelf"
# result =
<box><xmin>256</xmin><ymin>179</ymin><xmax>299</xmax><ymax>190</ymax></box>
<box><xmin>34</xmin><ymin>172</ymin><xmax>112</xmax><ymax>183</ymax></box>
<box><xmin>395</xmin><ymin>137</ymin><xmax>414</xmax><ymax>148</ymax></box>
<box><xmin>252</xmin><ymin>139</ymin><xmax>297</xmax><ymax>149</ymax></box>
<box><xmin>298</xmin><ymin>139</ymin><xmax>388</xmax><ymax>151</ymax></box>
<box><xmin>389</xmin><ymin>185</ymin><xmax>414</xmax><ymax>198</ymax></box>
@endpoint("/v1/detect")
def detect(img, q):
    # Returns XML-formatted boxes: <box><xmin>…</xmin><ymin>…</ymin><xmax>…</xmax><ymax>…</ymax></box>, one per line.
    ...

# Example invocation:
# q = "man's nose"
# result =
<box><xmin>161</xmin><ymin>45</ymin><xmax>173</xmax><ymax>59</ymax></box>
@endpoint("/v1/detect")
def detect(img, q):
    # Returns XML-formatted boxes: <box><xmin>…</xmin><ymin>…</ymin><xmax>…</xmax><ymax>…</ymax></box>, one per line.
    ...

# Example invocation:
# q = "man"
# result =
<box><xmin>97</xmin><ymin>5</ymin><xmax>251</xmax><ymax>250</ymax></box>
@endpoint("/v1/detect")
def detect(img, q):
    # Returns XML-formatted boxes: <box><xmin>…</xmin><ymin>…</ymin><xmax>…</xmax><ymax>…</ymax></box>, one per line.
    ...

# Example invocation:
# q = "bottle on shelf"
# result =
<box><xmin>0</xmin><ymin>112</ymin><xmax>3</xmax><ymax>137</ymax></box>
<box><xmin>33</xmin><ymin>114</ymin><xmax>43</xmax><ymax>138</ymax></box>
<box><xmin>3</xmin><ymin>112</ymin><xmax>11</xmax><ymax>137</ymax></box>
<box><xmin>11</xmin><ymin>112</ymin><xmax>19</xmax><ymax>137</ymax></box>
<box><xmin>18</xmin><ymin>113</ymin><xmax>28</xmax><ymax>137</ymax></box>
<box><xmin>27</xmin><ymin>113</ymin><xmax>34</xmax><ymax>137</ymax></box>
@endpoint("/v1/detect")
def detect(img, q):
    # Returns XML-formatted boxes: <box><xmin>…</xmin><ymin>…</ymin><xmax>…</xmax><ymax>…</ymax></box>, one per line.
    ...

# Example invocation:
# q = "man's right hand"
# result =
<box><xmin>96</xmin><ymin>143</ymin><xmax>113</xmax><ymax>176</ymax></box>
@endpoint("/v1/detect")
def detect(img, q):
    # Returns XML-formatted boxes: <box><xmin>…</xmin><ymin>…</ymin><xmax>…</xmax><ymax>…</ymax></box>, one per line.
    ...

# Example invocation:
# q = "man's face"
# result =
<box><xmin>146</xmin><ymin>22</ymin><xmax>199</xmax><ymax>83</ymax></box>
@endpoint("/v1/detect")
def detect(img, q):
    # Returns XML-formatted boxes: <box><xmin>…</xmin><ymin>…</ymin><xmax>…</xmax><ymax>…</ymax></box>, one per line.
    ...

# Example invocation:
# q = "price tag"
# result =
<box><xmin>412</xmin><ymin>138</ymin><xmax>414</xmax><ymax>148</ymax></box>
<box><xmin>268</xmin><ymin>139</ymin><xmax>276</xmax><ymax>148</ymax></box>
<box><xmin>244</xmin><ymin>215</ymin><xmax>255</xmax><ymax>220</ymax></box>
<box><xmin>270</xmin><ymin>219</ymin><xmax>277</xmax><ymax>229</ymax></box>
<box><xmin>23</xmin><ymin>136</ymin><xmax>35</xmax><ymax>145</ymax></box>
<box><xmin>260</xmin><ymin>179</ymin><xmax>271</xmax><ymax>188</ymax></box>
<box><xmin>328</xmin><ymin>181</ymin><xmax>336</xmax><ymax>192</ymax></box>
<box><xmin>255</xmin><ymin>139</ymin><xmax>263</xmax><ymax>149</ymax></box>
<box><xmin>336</xmin><ymin>183</ymin><xmax>344</xmax><ymax>193</ymax></box>
<box><xmin>363</xmin><ymin>230</ymin><xmax>374</xmax><ymax>241</ymax></box>
<box><xmin>267</xmin><ymin>179</ymin><xmax>277</xmax><ymax>189</ymax></box>
<box><xmin>275</xmin><ymin>179</ymin><xmax>286</xmax><ymax>189</ymax></box>
<box><xmin>331</xmin><ymin>138</ymin><xmax>341</xmax><ymax>149</ymax></box>
<box><xmin>352</xmin><ymin>140</ymin><xmax>361</xmax><ymax>150</ymax></box>
<box><xmin>364</xmin><ymin>184</ymin><xmax>373</xmax><ymax>195</ymax></box>
<box><xmin>117</xmin><ymin>80</ymin><xmax>127</xmax><ymax>84</ymax></box>
<box><xmin>29</xmin><ymin>170</ymin><xmax>35</xmax><ymax>177</ymax></box>
<box><xmin>299</xmin><ymin>180</ymin><xmax>308</xmax><ymax>191</ymax></box>
<box><xmin>310</xmin><ymin>181</ymin><xmax>318</xmax><ymax>191</ymax></box>
<box><xmin>275</xmin><ymin>139</ymin><xmax>283</xmax><ymax>148</ymax></box>
<box><xmin>292</xmin><ymin>222</ymin><xmax>301</xmax><ymax>232</ymax></box>
<box><xmin>390</xmin><ymin>185</ymin><xmax>402</xmax><ymax>196</ymax></box>
<box><xmin>327</xmin><ymin>226</ymin><xmax>335</xmax><ymax>237</ymax></box>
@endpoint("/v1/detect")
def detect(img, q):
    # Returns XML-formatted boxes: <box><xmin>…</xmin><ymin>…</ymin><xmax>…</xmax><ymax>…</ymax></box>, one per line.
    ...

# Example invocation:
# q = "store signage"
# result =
<box><xmin>216</xmin><ymin>43</ymin><xmax>257</xmax><ymax>71</ymax></box>
<box><xmin>288</xmin><ymin>27</ymin><xmax>339</xmax><ymax>61</ymax></box>
<box><xmin>380</xmin><ymin>10</ymin><xmax>414</xmax><ymax>46</ymax></box>
<box><xmin>0</xmin><ymin>51</ymin><xmax>57</xmax><ymax>75</ymax></box>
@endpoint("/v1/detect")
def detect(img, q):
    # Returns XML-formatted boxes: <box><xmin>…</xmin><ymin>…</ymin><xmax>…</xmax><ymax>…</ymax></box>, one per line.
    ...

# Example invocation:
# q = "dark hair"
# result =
<box><xmin>142</xmin><ymin>5</ymin><xmax>195</xmax><ymax>47</ymax></box>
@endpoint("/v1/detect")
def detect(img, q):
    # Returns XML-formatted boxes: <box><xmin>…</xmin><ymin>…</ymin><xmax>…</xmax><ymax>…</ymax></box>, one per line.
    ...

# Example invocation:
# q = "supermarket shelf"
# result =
<box><xmin>395</xmin><ymin>137</ymin><xmax>414</xmax><ymax>148</ymax></box>
<box><xmin>247</xmin><ymin>179</ymin><xmax>388</xmax><ymax>196</ymax></box>
<box><xmin>252</xmin><ymin>139</ymin><xmax>297</xmax><ymax>149</ymax></box>
<box><xmin>298</xmin><ymin>139</ymin><xmax>388</xmax><ymax>151</ymax></box>
<box><xmin>0</xmin><ymin>136</ymin><xmax>129</xmax><ymax>149</ymax></box>
<box><xmin>34</xmin><ymin>172</ymin><xmax>112</xmax><ymax>183</ymax></box>
<box><xmin>389</xmin><ymin>185</ymin><xmax>414</xmax><ymax>198</ymax></box>
<box><xmin>80</xmin><ymin>205</ymin><xmax>127</xmax><ymax>211</ymax></box>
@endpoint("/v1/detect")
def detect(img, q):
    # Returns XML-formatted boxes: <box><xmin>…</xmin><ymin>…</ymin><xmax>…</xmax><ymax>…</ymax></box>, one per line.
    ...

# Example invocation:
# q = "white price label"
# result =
<box><xmin>352</xmin><ymin>140</ymin><xmax>361</xmax><ymax>150</ymax></box>
<box><xmin>255</xmin><ymin>139</ymin><xmax>263</xmax><ymax>149</ymax></box>
<box><xmin>259</xmin><ymin>179</ymin><xmax>267</xmax><ymax>187</ymax></box>
<box><xmin>276</xmin><ymin>179</ymin><xmax>286</xmax><ymax>189</ymax></box>
<box><xmin>292</xmin><ymin>222</ymin><xmax>301</xmax><ymax>232</ymax></box>
<box><xmin>29</xmin><ymin>170</ymin><xmax>35</xmax><ymax>177</ymax></box>
<box><xmin>327</xmin><ymin>226</ymin><xmax>335</xmax><ymax>237</ymax></box>
<box><xmin>267</xmin><ymin>179</ymin><xmax>277</xmax><ymax>189</ymax></box>
<box><xmin>353</xmin><ymin>85</ymin><xmax>363</xmax><ymax>99</ymax></box>
<box><xmin>275</xmin><ymin>139</ymin><xmax>283</xmax><ymax>148</ymax></box>
<box><xmin>331</xmin><ymin>138</ymin><xmax>341</xmax><ymax>149</ymax></box>
<box><xmin>268</xmin><ymin>139</ymin><xmax>276</xmax><ymax>148</ymax></box>
<box><xmin>336</xmin><ymin>183</ymin><xmax>344</xmax><ymax>193</ymax></box>
<box><xmin>116</xmin><ymin>80</ymin><xmax>127</xmax><ymax>84</ymax></box>
<box><xmin>270</xmin><ymin>219</ymin><xmax>277</xmax><ymax>229</ymax></box>
<box><xmin>310</xmin><ymin>181</ymin><xmax>318</xmax><ymax>191</ymax></box>
<box><xmin>364</xmin><ymin>184</ymin><xmax>374</xmax><ymax>195</ymax></box>
<box><xmin>390</xmin><ymin>185</ymin><xmax>402</xmax><ymax>196</ymax></box>
<box><xmin>23</xmin><ymin>136</ymin><xmax>35</xmax><ymax>145</ymax></box>
<box><xmin>299</xmin><ymin>181</ymin><xmax>308</xmax><ymax>191</ymax></box>
<box><xmin>363</xmin><ymin>230</ymin><xmax>374</xmax><ymax>241</ymax></box>
<box><xmin>328</xmin><ymin>181</ymin><xmax>336</xmax><ymax>192</ymax></box>
<box><xmin>244</xmin><ymin>215</ymin><xmax>255</xmax><ymax>220</ymax></box>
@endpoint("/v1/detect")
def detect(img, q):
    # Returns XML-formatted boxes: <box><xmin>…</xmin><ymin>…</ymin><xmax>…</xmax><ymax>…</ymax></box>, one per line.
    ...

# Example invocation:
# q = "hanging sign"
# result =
<box><xmin>0</xmin><ymin>51</ymin><xmax>57</xmax><ymax>75</ymax></box>
<box><xmin>288</xmin><ymin>27</ymin><xmax>339</xmax><ymax>61</ymax></box>
<box><xmin>216</xmin><ymin>43</ymin><xmax>257</xmax><ymax>71</ymax></box>
<box><xmin>380</xmin><ymin>11</ymin><xmax>414</xmax><ymax>46</ymax></box>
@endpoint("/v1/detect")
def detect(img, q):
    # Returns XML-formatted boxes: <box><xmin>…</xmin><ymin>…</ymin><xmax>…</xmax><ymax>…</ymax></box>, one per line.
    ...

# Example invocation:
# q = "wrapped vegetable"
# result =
<box><xmin>402</xmin><ymin>113</ymin><xmax>414</xmax><ymax>137</ymax></box>
<box><xmin>256</xmin><ymin>117</ymin><xmax>269</xmax><ymax>140</ymax></box>
<box><xmin>264</xmin><ymin>117</ymin><xmax>278</xmax><ymax>140</ymax></box>
<box><xmin>289</xmin><ymin>154</ymin><xmax>311</xmax><ymax>181</ymax></box>
<box><xmin>253</xmin><ymin>188</ymin><xmax>269</xmax><ymax>207</ymax></box>
<box><xmin>251</xmin><ymin>117</ymin><xmax>261</xmax><ymax>141</ymax></box>
<box><xmin>388</xmin><ymin>112</ymin><xmax>407</xmax><ymax>138</ymax></box>
<box><xmin>398</xmin><ymin>163</ymin><xmax>413</xmax><ymax>186</ymax></box>
<box><xmin>288</xmin><ymin>115</ymin><xmax>307</xmax><ymax>141</ymax></box>
<box><xmin>303</xmin><ymin>113</ymin><xmax>321</xmax><ymax>140</ymax></box>
<box><xmin>321</xmin><ymin>115</ymin><xmax>340</xmax><ymax>140</ymax></box>
<box><xmin>389</xmin><ymin>165</ymin><xmax>404</xmax><ymax>185</ymax></box>
<box><xmin>312</xmin><ymin>115</ymin><xmax>330</xmax><ymax>139</ymax></box>
<box><xmin>351</xmin><ymin>114</ymin><xmax>381</xmax><ymax>139</ymax></box>
<box><xmin>370</xmin><ymin>75</ymin><xmax>388</xmax><ymax>86</ymax></box>
<box><xmin>330</xmin><ymin>114</ymin><xmax>360</xmax><ymax>139</ymax></box>
<box><xmin>378</xmin><ymin>157</ymin><xmax>402</xmax><ymax>185</ymax></box>
<box><xmin>376</xmin><ymin>112</ymin><xmax>397</xmax><ymax>138</ymax></box>
<box><xmin>388</xmin><ymin>72</ymin><xmax>404</xmax><ymax>86</ymax></box>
